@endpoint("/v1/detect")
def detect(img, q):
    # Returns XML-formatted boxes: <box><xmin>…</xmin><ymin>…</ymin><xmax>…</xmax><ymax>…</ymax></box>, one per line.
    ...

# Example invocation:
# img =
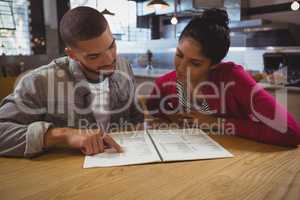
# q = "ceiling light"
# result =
<box><xmin>171</xmin><ymin>16</ymin><xmax>178</xmax><ymax>25</ymax></box>
<box><xmin>291</xmin><ymin>1</ymin><xmax>300</xmax><ymax>11</ymax></box>
<box><xmin>147</xmin><ymin>0</ymin><xmax>170</xmax><ymax>11</ymax></box>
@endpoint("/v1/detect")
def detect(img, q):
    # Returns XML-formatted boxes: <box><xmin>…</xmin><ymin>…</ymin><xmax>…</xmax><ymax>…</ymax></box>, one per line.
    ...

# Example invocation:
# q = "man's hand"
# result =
<box><xmin>44</xmin><ymin>128</ymin><xmax>122</xmax><ymax>155</ymax></box>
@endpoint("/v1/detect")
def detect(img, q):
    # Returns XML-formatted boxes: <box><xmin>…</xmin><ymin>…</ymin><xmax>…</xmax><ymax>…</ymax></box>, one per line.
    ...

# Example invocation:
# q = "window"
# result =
<box><xmin>70</xmin><ymin>0</ymin><xmax>150</xmax><ymax>41</ymax></box>
<box><xmin>0</xmin><ymin>0</ymin><xmax>15</xmax><ymax>30</ymax></box>
<box><xmin>0</xmin><ymin>0</ymin><xmax>31</xmax><ymax>55</ymax></box>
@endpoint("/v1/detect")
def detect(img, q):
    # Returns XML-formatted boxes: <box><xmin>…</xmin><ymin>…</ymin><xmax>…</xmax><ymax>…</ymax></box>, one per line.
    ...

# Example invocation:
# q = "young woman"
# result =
<box><xmin>146</xmin><ymin>8</ymin><xmax>300</xmax><ymax>147</ymax></box>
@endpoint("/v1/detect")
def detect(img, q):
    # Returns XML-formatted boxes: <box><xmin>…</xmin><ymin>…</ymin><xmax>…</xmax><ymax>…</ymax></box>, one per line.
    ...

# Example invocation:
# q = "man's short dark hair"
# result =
<box><xmin>60</xmin><ymin>6</ymin><xmax>108</xmax><ymax>47</ymax></box>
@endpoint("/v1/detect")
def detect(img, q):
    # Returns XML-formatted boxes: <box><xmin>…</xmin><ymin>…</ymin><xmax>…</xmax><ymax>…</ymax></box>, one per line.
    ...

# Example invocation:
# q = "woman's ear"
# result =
<box><xmin>210</xmin><ymin>64</ymin><xmax>217</xmax><ymax>70</ymax></box>
<box><xmin>206</xmin><ymin>59</ymin><xmax>214</xmax><ymax>69</ymax></box>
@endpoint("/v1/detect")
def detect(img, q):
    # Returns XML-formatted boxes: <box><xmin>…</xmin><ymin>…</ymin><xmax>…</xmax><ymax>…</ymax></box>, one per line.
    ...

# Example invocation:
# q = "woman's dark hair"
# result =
<box><xmin>179</xmin><ymin>8</ymin><xmax>230</xmax><ymax>65</ymax></box>
<box><xmin>60</xmin><ymin>6</ymin><xmax>108</xmax><ymax>47</ymax></box>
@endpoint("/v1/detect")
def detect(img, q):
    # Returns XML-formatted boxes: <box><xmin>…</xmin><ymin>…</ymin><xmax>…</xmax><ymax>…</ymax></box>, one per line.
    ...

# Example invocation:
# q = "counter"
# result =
<box><xmin>133</xmin><ymin>68</ymin><xmax>172</xmax><ymax>79</ymax></box>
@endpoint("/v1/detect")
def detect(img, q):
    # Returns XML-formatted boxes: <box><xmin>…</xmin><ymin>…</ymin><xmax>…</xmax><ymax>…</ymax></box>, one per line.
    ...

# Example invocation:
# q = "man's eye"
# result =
<box><xmin>88</xmin><ymin>56</ymin><xmax>99</xmax><ymax>60</ymax></box>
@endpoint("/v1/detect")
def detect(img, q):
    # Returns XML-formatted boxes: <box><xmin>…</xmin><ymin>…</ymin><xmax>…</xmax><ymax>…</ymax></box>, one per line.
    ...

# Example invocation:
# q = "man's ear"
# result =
<box><xmin>64</xmin><ymin>47</ymin><xmax>77</xmax><ymax>61</ymax></box>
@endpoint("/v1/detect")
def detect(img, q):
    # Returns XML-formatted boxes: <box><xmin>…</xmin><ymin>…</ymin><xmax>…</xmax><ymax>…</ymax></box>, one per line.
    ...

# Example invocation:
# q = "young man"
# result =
<box><xmin>0</xmin><ymin>7</ymin><xmax>143</xmax><ymax>157</ymax></box>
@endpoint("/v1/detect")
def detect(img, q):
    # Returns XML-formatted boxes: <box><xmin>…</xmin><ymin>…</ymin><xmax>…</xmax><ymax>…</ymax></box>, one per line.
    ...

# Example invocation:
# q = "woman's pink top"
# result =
<box><xmin>146</xmin><ymin>62</ymin><xmax>300</xmax><ymax>147</ymax></box>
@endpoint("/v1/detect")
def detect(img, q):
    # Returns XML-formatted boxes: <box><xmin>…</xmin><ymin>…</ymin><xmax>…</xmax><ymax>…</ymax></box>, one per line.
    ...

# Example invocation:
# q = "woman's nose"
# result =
<box><xmin>177</xmin><ymin>61</ymin><xmax>187</xmax><ymax>76</ymax></box>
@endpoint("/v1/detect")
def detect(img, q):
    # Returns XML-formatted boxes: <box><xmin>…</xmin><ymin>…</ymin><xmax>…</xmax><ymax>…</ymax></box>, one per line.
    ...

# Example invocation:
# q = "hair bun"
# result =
<box><xmin>202</xmin><ymin>8</ymin><xmax>229</xmax><ymax>28</ymax></box>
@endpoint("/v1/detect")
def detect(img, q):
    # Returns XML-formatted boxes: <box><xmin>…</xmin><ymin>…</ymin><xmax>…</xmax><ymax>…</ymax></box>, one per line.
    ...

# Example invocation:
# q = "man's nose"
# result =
<box><xmin>103</xmin><ymin>49</ymin><xmax>115</xmax><ymax>63</ymax></box>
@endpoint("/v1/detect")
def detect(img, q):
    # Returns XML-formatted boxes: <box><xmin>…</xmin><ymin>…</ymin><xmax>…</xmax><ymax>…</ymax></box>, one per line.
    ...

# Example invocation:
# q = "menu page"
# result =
<box><xmin>84</xmin><ymin>130</ymin><xmax>161</xmax><ymax>168</ymax></box>
<box><xmin>147</xmin><ymin>129</ymin><xmax>233</xmax><ymax>162</ymax></box>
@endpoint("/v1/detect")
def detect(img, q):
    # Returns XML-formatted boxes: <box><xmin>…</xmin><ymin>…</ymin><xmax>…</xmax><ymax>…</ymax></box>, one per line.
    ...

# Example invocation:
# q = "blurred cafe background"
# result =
<box><xmin>0</xmin><ymin>0</ymin><xmax>300</xmax><ymax>122</ymax></box>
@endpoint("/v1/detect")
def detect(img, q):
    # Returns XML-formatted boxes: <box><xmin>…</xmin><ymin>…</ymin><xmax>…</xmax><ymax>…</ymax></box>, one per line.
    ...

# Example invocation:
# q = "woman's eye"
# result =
<box><xmin>191</xmin><ymin>62</ymin><xmax>201</xmax><ymax>66</ymax></box>
<box><xmin>176</xmin><ymin>53</ymin><xmax>183</xmax><ymax>58</ymax></box>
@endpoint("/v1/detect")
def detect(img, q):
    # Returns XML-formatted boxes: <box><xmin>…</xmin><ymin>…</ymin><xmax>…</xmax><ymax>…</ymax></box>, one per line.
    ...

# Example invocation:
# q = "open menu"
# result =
<box><xmin>83</xmin><ymin>129</ymin><xmax>233</xmax><ymax>168</ymax></box>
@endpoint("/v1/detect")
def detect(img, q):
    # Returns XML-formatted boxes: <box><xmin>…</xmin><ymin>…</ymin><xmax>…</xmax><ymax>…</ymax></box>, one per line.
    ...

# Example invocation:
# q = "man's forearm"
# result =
<box><xmin>43</xmin><ymin>127</ymin><xmax>71</xmax><ymax>148</ymax></box>
<box><xmin>43</xmin><ymin>127</ymin><xmax>123</xmax><ymax>154</ymax></box>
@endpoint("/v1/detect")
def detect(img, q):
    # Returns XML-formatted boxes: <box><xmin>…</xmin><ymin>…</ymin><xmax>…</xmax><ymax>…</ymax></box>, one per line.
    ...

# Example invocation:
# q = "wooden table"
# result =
<box><xmin>1</xmin><ymin>133</ymin><xmax>300</xmax><ymax>200</ymax></box>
